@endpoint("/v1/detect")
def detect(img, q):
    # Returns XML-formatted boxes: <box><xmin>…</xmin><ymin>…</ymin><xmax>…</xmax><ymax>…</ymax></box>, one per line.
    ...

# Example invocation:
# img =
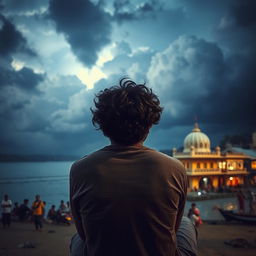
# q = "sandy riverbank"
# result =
<box><xmin>0</xmin><ymin>221</ymin><xmax>255</xmax><ymax>256</ymax></box>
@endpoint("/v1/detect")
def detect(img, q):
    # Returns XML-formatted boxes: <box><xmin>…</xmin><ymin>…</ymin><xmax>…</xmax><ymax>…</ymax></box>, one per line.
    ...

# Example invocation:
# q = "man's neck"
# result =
<box><xmin>110</xmin><ymin>140</ymin><xmax>144</xmax><ymax>147</ymax></box>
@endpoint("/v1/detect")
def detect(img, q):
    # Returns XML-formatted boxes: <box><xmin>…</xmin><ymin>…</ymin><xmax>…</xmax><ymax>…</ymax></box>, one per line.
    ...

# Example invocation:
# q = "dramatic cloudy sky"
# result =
<box><xmin>0</xmin><ymin>0</ymin><xmax>255</xmax><ymax>155</ymax></box>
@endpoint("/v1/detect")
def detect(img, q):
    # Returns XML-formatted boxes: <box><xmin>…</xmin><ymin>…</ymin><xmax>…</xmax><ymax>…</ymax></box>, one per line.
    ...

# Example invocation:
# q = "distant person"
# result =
<box><xmin>237</xmin><ymin>190</ymin><xmax>245</xmax><ymax>214</ymax></box>
<box><xmin>19</xmin><ymin>199</ymin><xmax>31</xmax><ymax>221</ymax></box>
<box><xmin>246</xmin><ymin>190</ymin><xmax>254</xmax><ymax>214</ymax></box>
<box><xmin>31</xmin><ymin>195</ymin><xmax>44</xmax><ymax>231</ymax></box>
<box><xmin>1</xmin><ymin>194</ymin><xmax>12</xmax><ymax>228</ymax></box>
<box><xmin>58</xmin><ymin>200</ymin><xmax>68</xmax><ymax>214</ymax></box>
<box><xmin>191</xmin><ymin>208</ymin><xmax>203</xmax><ymax>228</ymax></box>
<box><xmin>188</xmin><ymin>203</ymin><xmax>196</xmax><ymax>219</ymax></box>
<box><xmin>47</xmin><ymin>205</ymin><xmax>57</xmax><ymax>222</ymax></box>
<box><xmin>70</xmin><ymin>79</ymin><xmax>198</xmax><ymax>256</ymax></box>
<box><xmin>12</xmin><ymin>202</ymin><xmax>20</xmax><ymax>220</ymax></box>
<box><xmin>66</xmin><ymin>201</ymin><xmax>71</xmax><ymax>214</ymax></box>
<box><xmin>188</xmin><ymin>203</ymin><xmax>202</xmax><ymax>227</ymax></box>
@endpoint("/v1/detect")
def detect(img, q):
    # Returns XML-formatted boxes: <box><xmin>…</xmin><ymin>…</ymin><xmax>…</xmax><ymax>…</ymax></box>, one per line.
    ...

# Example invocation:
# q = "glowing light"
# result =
<box><xmin>229</xmin><ymin>177</ymin><xmax>233</xmax><ymax>181</ymax></box>
<box><xmin>76</xmin><ymin>67</ymin><xmax>107</xmax><ymax>89</ymax></box>
<box><xmin>203</xmin><ymin>177</ymin><xmax>207</xmax><ymax>182</ymax></box>
<box><xmin>197</xmin><ymin>192</ymin><xmax>202</xmax><ymax>196</ymax></box>
<box><xmin>96</xmin><ymin>44</ymin><xmax>114</xmax><ymax>67</ymax></box>
<box><xmin>11</xmin><ymin>59</ymin><xmax>24</xmax><ymax>71</ymax></box>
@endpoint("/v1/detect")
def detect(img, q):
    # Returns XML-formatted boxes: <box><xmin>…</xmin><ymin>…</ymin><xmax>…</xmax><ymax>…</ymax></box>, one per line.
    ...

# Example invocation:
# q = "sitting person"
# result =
<box><xmin>70</xmin><ymin>79</ymin><xmax>198</xmax><ymax>256</ymax></box>
<box><xmin>47</xmin><ymin>205</ymin><xmax>57</xmax><ymax>222</ymax></box>
<box><xmin>58</xmin><ymin>200</ymin><xmax>68</xmax><ymax>214</ymax></box>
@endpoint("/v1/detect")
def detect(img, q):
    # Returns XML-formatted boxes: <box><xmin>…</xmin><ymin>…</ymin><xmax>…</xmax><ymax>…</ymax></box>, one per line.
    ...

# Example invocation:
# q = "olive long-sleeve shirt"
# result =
<box><xmin>70</xmin><ymin>144</ymin><xmax>187</xmax><ymax>256</ymax></box>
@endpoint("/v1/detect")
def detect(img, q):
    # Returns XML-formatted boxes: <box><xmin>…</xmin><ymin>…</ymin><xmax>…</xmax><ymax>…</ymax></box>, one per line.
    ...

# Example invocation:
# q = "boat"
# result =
<box><xmin>218</xmin><ymin>208</ymin><xmax>256</xmax><ymax>224</ymax></box>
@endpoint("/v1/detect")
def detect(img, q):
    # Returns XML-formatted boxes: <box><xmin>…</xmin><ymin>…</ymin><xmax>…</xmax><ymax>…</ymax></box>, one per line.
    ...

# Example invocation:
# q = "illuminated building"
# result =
<box><xmin>172</xmin><ymin>123</ymin><xmax>249</xmax><ymax>191</ymax></box>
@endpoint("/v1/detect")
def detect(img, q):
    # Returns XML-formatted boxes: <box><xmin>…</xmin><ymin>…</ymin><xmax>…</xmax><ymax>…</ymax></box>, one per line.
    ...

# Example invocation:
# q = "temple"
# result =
<box><xmin>172</xmin><ymin>123</ymin><xmax>249</xmax><ymax>191</ymax></box>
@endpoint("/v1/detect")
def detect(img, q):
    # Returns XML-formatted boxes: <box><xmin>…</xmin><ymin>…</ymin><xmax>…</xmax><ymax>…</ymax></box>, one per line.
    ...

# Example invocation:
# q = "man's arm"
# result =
<box><xmin>70</xmin><ymin>163</ymin><xmax>86</xmax><ymax>241</ymax></box>
<box><xmin>175</xmin><ymin>173</ymin><xmax>188</xmax><ymax>232</ymax></box>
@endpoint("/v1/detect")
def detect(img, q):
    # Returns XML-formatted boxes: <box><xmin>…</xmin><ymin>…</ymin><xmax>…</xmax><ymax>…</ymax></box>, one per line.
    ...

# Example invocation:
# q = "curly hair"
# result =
<box><xmin>91</xmin><ymin>79</ymin><xmax>163</xmax><ymax>145</ymax></box>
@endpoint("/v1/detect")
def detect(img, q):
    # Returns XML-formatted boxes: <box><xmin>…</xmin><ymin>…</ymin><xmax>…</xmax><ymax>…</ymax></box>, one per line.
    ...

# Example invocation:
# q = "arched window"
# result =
<box><xmin>204</xmin><ymin>163</ymin><xmax>207</xmax><ymax>169</ymax></box>
<box><xmin>210</xmin><ymin>163</ymin><xmax>214</xmax><ymax>168</ymax></box>
<box><xmin>205</xmin><ymin>143</ymin><xmax>207</xmax><ymax>148</ymax></box>
<box><xmin>197</xmin><ymin>163</ymin><xmax>201</xmax><ymax>169</ymax></box>
<box><xmin>195</xmin><ymin>142</ymin><xmax>198</xmax><ymax>148</ymax></box>
<box><xmin>200</xmin><ymin>143</ymin><xmax>203</xmax><ymax>148</ymax></box>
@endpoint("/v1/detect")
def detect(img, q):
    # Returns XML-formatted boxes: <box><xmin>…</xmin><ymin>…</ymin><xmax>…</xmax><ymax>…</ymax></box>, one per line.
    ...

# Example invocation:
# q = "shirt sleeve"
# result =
<box><xmin>70</xmin><ymin>163</ymin><xmax>86</xmax><ymax>241</ymax></box>
<box><xmin>175</xmin><ymin>172</ymin><xmax>188</xmax><ymax>232</ymax></box>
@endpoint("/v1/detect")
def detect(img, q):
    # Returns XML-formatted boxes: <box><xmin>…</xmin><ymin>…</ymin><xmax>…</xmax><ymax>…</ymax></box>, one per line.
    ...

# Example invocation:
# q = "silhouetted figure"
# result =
<box><xmin>19</xmin><ymin>199</ymin><xmax>31</xmax><ymax>221</ymax></box>
<box><xmin>70</xmin><ymin>79</ymin><xmax>197</xmax><ymax>256</ymax></box>
<box><xmin>12</xmin><ymin>202</ymin><xmax>20</xmax><ymax>220</ymax></box>
<box><xmin>237</xmin><ymin>190</ymin><xmax>245</xmax><ymax>214</ymax></box>
<box><xmin>1</xmin><ymin>194</ymin><xmax>12</xmax><ymax>228</ymax></box>
<box><xmin>31</xmin><ymin>195</ymin><xmax>44</xmax><ymax>231</ymax></box>
<box><xmin>47</xmin><ymin>205</ymin><xmax>57</xmax><ymax>222</ymax></box>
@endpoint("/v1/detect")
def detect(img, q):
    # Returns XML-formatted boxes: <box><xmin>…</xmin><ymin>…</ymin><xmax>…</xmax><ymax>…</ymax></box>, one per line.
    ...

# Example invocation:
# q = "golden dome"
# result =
<box><xmin>183</xmin><ymin>123</ymin><xmax>211</xmax><ymax>153</ymax></box>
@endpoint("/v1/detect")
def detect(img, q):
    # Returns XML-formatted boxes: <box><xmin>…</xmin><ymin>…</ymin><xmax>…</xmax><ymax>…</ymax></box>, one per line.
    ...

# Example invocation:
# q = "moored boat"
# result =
<box><xmin>218</xmin><ymin>208</ymin><xmax>256</xmax><ymax>224</ymax></box>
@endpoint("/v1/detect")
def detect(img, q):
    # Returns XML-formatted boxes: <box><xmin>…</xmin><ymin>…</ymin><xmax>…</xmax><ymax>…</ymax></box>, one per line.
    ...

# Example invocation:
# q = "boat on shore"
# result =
<box><xmin>218</xmin><ymin>208</ymin><xmax>256</xmax><ymax>224</ymax></box>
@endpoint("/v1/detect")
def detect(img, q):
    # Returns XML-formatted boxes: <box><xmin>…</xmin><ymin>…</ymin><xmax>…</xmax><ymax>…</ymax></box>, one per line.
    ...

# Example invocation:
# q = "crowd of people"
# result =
<box><xmin>1</xmin><ymin>194</ymin><xmax>72</xmax><ymax>231</ymax></box>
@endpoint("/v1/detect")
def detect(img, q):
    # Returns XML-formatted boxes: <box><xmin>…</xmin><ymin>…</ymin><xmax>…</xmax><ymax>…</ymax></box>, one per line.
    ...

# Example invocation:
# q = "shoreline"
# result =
<box><xmin>0</xmin><ymin>221</ymin><xmax>256</xmax><ymax>256</ymax></box>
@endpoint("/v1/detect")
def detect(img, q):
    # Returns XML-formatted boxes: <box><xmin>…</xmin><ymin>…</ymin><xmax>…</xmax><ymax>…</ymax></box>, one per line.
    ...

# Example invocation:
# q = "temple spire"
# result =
<box><xmin>192</xmin><ymin>116</ymin><xmax>201</xmax><ymax>132</ymax></box>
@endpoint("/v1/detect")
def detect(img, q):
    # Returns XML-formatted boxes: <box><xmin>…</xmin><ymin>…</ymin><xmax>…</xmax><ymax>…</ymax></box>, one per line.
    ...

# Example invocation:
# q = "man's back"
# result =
<box><xmin>70</xmin><ymin>144</ymin><xmax>187</xmax><ymax>256</ymax></box>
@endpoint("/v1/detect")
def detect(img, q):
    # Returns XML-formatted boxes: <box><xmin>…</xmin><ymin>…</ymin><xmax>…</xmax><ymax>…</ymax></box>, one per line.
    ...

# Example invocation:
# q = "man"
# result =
<box><xmin>188</xmin><ymin>203</ymin><xmax>202</xmax><ymax>228</ymax></box>
<box><xmin>1</xmin><ymin>194</ymin><xmax>12</xmax><ymax>228</ymax></box>
<box><xmin>47</xmin><ymin>205</ymin><xmax>57</xmax><ymax>222</ymax></box>
<box><xmin>70</xmin><ymin>79</ymin><xmax>197</xmax><ymax>256</ymax></box>
<box><xmin>58</xmin><ymin>200</ymin><xmax>68</xmax><ymax>214</ymax></box>
<box><xmin>31</xmin><ymin>195</ymin><xmax>44</xmax><ymax>231</ymax></box>
<box><xmin>19</xmin><ymin>199</ymin><xmax>31</xmax><ymax>221</ymax></box>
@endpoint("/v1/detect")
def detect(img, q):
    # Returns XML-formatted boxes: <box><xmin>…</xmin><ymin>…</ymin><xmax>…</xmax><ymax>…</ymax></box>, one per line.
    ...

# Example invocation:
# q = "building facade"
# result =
<box><xmin>173</xmin><ymin>123</ymin><xmax>249</xmax><ymax>191</ymax></box>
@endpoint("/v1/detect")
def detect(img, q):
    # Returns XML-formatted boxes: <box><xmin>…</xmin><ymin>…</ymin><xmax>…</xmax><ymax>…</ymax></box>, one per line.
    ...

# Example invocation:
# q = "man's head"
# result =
<box><xmin>91</xmin><ymin>79</ymin><xmax>163</xmax><ymax>145</ymax></box>
<box><xmin>4</xmin><ymin>194</ymin><xmax>8</xmax><ymax>200</ymax></box>
<box><xmin>35</xmin><ymin>194</ymin><xmax>40</xmax><ymax>201</ymax></box>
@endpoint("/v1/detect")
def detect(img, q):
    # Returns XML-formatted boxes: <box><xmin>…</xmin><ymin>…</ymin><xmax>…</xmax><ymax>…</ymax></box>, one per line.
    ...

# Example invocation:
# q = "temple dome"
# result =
<box><xmin>183</xmin><ymin>123</ymin><xmax>211</xmax><ymax>153</ymax></box>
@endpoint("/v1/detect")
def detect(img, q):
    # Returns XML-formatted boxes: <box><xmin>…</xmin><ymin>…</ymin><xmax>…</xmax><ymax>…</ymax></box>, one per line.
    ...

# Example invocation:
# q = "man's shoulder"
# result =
<box><xmin>144</xmin><ymin>148</ymin><xmax>186</xmax><ymax>172</ymax></box>
<box><xmin>70</xmin><ymin>147</ymin><xmax>109</xmax><ymax>175</ymax></box>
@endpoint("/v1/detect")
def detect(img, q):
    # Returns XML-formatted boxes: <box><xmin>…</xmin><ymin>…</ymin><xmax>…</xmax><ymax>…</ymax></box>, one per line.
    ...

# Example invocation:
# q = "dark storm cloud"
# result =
<box><xmin>113</xmin><ymin>0</ymin><xmax>161</xmax><ymax>22</ymax></box>
<box><xmin>0</xmin><ymin>0</ymin><xmax>48</xmax><ymax>13</ymax></box>
<box><xmin>0</xmin><ymin>14</ymin><xmax>44</xmax><ymax>91</ymax></box>
<box><xmin>48</xmin><ymin>0</ymin><xmax>111</xmax><ymax>67</ymax></box>
<box><xmin>0</xmin><ymin>14</ymin><xmax>36</xmax><ymax>58</ymax></box>
<box><xmin>0</xmin><ymin>67</ymin><xmax>44</xmax><ymax>91</ymax></box>
<box><xmin>215</xmin><ymin>0</ymin><xmax>256</xmax><ymax>54</ymax></box>
<box><xmin>148</xmin><ymin>34</ymin><xmax>256</xmax><ymax>135</ymax></box>
<box><xmin>231</xmin><ymin>0</ymin><xmax>256</xmax><ymax>27</ymax></box>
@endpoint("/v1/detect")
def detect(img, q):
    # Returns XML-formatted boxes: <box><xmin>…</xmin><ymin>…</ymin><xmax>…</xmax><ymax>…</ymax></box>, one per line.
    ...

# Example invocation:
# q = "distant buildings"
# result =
<box><xmin>172</xmin><ymin>123</ymin><xmax>256</xmax><ymax>191</ymax></box>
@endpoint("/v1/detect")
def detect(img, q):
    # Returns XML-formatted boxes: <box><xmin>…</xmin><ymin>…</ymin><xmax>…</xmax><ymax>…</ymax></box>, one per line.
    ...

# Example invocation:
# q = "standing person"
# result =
<box><xmin>237</xmin><ymin>189</ymin><xmax>245</xmax><ymax>214</ymax></box>
<box><xmin>31</xmin><ymin>195</ymin><xmax>44</xmax><ymax>231</ymax></box>
<box><xmin>70</xmin><ymin>79</ymin><xmax>197</xmax><ymax>256</ymax></box>
<box><xmin>188</xmin><ymin>203</ymin><xmax>202</xmax><ymax>228</ymax></box>
<box><xmin>66</xmin><ymin>201</ymin><xmax>71</xmax><ymax>214</ymax></box>
<box><xmin>19</xmin><ymin>199</ymin><xmax>31</xmax><ymax>221</ymax></box>
<box><xmin>188</xmin><ymin>203</ymin><xmax>196</xmax><ymax>219</ymax></box>
<box><xmin>246</xmin><ymin>190</ymin><xmax>254</xmax><ymax>214</ymax></box>
<box><xmin>1</xmin><ymin>194</ymin><xmax>12</xmax><ymax>228</ymax></box>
